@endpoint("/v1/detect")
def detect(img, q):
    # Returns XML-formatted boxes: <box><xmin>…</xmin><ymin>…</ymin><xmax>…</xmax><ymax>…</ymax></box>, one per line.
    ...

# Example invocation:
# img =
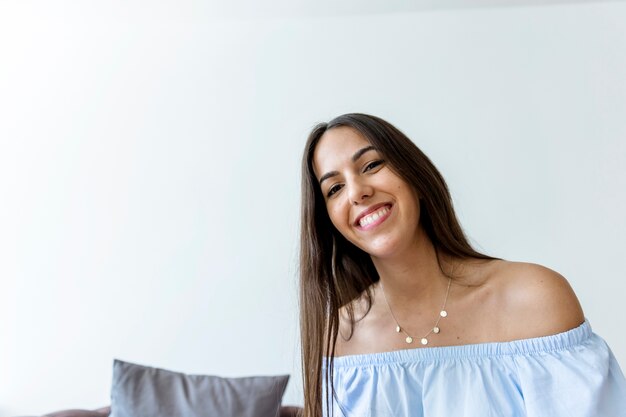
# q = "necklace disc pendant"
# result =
<box><xmin>396</xmin><ymin>325</ymin><xmax>401</xmax><ymax>333</ymax></box>
<box><xmin>421</xmin><ymin>338</ymin><xmax>428</xmax><ymax>345</ymax></box>
<box><xmin>433</xmin><ymin>326</ymin><xmax>440</xmax><ymax>334</ymax></box>
<box><xmin>440</xmin><ymin>310</ymin><xmax>448</xmax><ymax>317</ymax></box>
<box><xmin>405</xmin><ymin>336</ymin><xmax>413</xmax><ymax>344</ymax></box>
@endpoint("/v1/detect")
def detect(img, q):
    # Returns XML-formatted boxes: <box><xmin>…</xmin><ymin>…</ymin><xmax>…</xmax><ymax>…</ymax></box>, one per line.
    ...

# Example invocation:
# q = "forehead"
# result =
<box><xmin>312</xmin><ymin>126</ymin><xmax>372</xmax><ymax>178</ymax></box>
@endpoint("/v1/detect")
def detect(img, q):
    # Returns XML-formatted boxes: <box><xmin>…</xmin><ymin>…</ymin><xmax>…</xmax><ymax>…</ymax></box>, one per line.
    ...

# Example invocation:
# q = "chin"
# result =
<box><xmin>360</xmin><ymin>237</ymin><xmax>405</xmax><ymax>259</ymax></box>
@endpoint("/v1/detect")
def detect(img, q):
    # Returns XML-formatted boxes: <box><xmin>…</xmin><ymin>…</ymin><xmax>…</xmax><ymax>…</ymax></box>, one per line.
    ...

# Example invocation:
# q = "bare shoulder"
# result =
<box><xmin>486</xmin><ymin>261</ymin><xmax>585</xmax><ymax>340</ymax></box>
<box><xmin>332</xmin><ymin>307</ymin><xmax>361</xmax><ymax>356</ymax></box>
<box><xmin>332</xmin><ymin>291</ymin><xmax>376</xmax><ymax>356</ymax></box>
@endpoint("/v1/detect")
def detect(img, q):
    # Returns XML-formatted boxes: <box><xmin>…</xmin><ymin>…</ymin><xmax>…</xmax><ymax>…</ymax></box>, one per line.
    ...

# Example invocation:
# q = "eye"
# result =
<box><xmin>364</xmin><ymin>159</ymin><xmax>384</xmax><ymax>172</ymax></box>
<box><xmin>327</xmin><ymin>183</ymin><xmax>343</xmax><ymax>198</ymax></box>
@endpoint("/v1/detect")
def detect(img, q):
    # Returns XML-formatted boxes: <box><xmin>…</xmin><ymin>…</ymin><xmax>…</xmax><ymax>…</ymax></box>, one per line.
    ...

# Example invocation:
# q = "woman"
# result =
<box><xmin>299</xmin><ymin>113</ymin><xmax>626</xmax><ymax>417</ymax></box>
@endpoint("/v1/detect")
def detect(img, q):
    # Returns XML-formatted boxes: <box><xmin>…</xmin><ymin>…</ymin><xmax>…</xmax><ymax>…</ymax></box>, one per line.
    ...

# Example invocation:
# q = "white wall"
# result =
<box><xmin>1</xmin><ymin>1</ymin><xmax>625</xmax><ymax>415</ymax></box>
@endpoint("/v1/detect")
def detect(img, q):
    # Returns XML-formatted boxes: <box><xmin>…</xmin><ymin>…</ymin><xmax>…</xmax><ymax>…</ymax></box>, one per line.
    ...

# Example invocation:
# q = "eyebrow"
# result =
<box><xmin>318</xmin><ymin>146</ymin><xmax>377</xmax><ymax>185</ymax></box>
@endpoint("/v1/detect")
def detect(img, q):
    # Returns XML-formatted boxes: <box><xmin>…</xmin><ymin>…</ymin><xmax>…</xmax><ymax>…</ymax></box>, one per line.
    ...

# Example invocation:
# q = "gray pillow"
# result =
<box><xmin>110</xmin><ymin>359</ymin><xmax>289</xmax><ymax>417</ymax></box>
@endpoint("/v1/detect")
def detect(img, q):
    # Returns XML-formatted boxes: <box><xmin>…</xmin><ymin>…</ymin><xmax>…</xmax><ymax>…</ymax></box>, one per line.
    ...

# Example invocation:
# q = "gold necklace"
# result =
<box><xmin>380</xmin><ymin>277</ymin><xmax>452</xmax><ymax>345</ymax></box>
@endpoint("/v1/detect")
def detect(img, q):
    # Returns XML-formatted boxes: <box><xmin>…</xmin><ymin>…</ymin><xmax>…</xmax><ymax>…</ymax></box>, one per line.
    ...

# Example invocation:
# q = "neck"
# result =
<box><xmin>371</xmin><ymin>226</ymin><xmax>452</xmax><ymax>308</ymax></box>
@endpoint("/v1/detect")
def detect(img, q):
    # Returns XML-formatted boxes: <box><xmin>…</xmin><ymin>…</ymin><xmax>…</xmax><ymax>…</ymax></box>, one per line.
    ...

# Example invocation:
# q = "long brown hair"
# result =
<box><xmin>299</xmin><ymin>113</ymin><xmax>494</xmax><ymax>417</ymax></box>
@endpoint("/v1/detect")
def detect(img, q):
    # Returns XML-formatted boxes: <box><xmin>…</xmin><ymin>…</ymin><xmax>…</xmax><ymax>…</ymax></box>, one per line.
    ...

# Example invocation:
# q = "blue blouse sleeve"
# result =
<box><xmin>513</xmin><ymin>328</ymin><xmax>626</xmax><ymax>416</ymax></box>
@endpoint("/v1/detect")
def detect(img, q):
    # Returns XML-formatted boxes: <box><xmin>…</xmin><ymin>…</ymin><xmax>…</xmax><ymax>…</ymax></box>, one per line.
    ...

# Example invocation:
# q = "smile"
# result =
<box><xmin>357</xmin><ymin>205</ymin><xmax>392</xmax><ymax>229</ymax></box>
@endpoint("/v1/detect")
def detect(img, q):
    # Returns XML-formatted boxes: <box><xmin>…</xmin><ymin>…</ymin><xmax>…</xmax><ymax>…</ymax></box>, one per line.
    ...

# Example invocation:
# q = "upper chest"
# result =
<box><xmin>335</xmin><ymin>279</ymin><xmax>508</xmax><ymax>356</ymax></box>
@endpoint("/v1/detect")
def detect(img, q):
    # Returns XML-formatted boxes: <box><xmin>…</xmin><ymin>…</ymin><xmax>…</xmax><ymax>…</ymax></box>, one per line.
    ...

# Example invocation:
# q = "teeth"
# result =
<box><xmin>359</xmin><ymin>207</ymin><xmax>389</xmax><ymax>227</ymax></box>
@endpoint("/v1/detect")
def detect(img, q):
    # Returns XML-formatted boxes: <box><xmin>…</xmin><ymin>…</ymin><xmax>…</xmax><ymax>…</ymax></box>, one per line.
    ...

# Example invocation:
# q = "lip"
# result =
<box><xmin>354</xmin><ymin>203</ymin><xmax>393</xmax><ymax>230</ymax></box>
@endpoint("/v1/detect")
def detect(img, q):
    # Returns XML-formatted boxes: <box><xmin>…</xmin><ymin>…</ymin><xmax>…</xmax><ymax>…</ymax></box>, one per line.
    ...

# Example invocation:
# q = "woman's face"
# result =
<box><xmin>312</xmin><ymin>126</ymin><xmax>422</xmax><ymax>260</ymax></box>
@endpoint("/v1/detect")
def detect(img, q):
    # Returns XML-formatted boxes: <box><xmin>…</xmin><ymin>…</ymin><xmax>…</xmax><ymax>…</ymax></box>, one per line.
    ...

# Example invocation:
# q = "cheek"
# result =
<box><xmin>327</xmin><ymin>206</ymin><xmax>343</xmax><ymax>228</ymax></box>
<box><xmin>326</xmin><ymin>204</ymin><xmax>350</xmax><ymax>233</ymax></box>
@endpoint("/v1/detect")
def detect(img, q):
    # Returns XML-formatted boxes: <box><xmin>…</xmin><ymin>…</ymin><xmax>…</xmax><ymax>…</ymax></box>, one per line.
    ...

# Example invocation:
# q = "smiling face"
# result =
<box><xmin>312</xmin><ymin>126</ymin><xmax>422</xmax><ymax>260</ymax></box>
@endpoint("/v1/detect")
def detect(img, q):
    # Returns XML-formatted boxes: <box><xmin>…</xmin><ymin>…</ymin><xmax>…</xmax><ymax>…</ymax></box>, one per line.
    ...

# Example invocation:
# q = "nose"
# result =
<box><xmin>347</xmin><ymin>177</ymin><xmax>373</xmax><ymax>205</ymax></box>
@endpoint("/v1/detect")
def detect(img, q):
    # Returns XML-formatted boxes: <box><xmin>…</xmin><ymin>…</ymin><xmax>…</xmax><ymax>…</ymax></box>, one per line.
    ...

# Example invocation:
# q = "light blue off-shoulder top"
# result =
<box><xmin>323</xmin><ymin>320</ymin><xmax>626</xmax><ymax>417</ymax></box>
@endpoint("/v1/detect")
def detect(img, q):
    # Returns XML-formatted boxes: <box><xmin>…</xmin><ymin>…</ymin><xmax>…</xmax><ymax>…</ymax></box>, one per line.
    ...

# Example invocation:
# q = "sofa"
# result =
<box><xmin>31</xmin><ymin>360</ymin><xmax>303</xmax><ymax>417</ymax></box>
<box><xmin>40</xmin><ymin>406</ymin><xmax>303</xmax><ymax>417</ymax></box>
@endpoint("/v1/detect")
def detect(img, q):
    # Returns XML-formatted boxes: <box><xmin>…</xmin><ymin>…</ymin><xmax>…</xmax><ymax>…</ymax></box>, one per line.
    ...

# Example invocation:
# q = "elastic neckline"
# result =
<box><xmin>327</xmin><ymin>319</ymin><xmax>592</xmax><ymax>368</ymax></box>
